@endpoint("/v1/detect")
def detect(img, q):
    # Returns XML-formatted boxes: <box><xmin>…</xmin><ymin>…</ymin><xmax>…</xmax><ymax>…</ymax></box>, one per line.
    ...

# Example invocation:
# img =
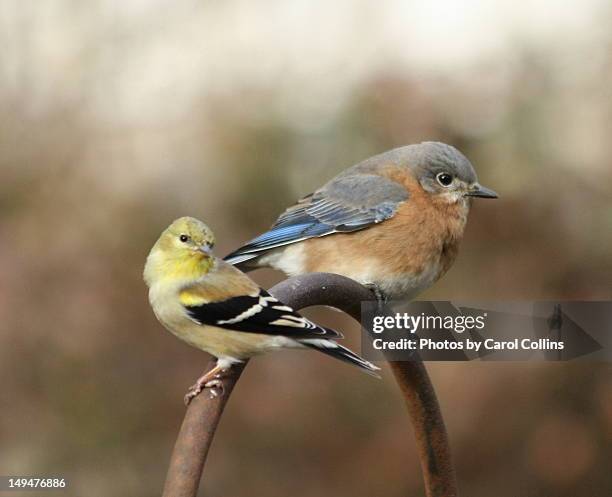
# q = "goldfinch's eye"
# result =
<box><xmin>436</xmin><ymin>173</ymin><xmax>453</xmax><ymax>187</ymax></box>
<box><xmin>179</xmin><ymin>234</ymin><xmax>190</xmax><ymax>243</ymax></box>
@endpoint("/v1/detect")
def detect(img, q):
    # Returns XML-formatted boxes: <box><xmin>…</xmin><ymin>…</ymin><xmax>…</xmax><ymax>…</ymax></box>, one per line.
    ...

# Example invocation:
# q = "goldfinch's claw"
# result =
<box><xmin>184</xmin><ymin>366</ymin><xmax>228</xmax><ymax>405</ymax></box>
<box><xmin>184</xmin><ymin>383</ymin><xmax>204</xmax><ymax>405</ymax></box>
<box><xmin>204</xmin><ymin>379</ymin><xmax>225</xmax><ymax>398</ymax></box>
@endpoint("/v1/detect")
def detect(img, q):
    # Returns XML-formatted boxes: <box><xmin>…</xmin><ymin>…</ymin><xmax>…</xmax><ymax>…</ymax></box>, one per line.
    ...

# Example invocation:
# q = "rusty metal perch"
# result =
<box><xmin>162</xmin><ymin>272</ymin><xmax>458</xmax><ymax>497</ymax></box>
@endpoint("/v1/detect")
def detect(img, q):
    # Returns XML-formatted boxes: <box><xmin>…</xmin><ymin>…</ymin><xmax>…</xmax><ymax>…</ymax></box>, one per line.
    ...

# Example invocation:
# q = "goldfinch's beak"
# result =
<box><xmin>198</xmin><ymin>244</ymin><xmax>213</xmax><ymax>255</ymax></box>
<box><xmin>466</xmin><ymin>183</ymin><xmax>498</xmax><ymax>199</ymax></box>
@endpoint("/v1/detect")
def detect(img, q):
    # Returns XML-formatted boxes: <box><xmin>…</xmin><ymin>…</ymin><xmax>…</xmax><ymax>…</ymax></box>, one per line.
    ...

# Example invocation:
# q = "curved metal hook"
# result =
<box><xmin>162</xmin><ymin>272</ymin><xmax>457</xmax><ymax>497</ymax></box>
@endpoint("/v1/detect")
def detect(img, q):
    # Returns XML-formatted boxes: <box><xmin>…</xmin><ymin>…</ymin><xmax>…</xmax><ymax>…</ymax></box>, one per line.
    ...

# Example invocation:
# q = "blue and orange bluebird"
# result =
<box><xmin>224</xmin><ymin>142</ymin><xmax>497</xmax><ymax>300</ymax></box>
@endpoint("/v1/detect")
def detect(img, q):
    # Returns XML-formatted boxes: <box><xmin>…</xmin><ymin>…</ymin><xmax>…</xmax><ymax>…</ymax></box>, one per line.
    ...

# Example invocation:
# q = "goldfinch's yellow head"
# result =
<box><xmin>162</xmin><ymin>216</ymin><xmax>216</xmax><ymax>253</ymax></box>
<box><xmin>144</xmin><ymin>217</ymin><xmax>216</xmax><ymax>286</ymax></box>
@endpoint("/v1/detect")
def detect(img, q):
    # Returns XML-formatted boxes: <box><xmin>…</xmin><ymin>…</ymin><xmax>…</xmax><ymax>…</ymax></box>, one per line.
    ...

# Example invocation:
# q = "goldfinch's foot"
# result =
<box><xmin>204</xmin><ymin>379</ymin><xmax>225</xmax><ymax>398</ymax></box>
<box><xmin>184</xmin><ymin>382</ymin><xmax>204</xmax><ymax>405</ymax></box>
<box><xmin>184</xmin><ymin>365</ymin><xmax>228</xmax><ymax>405</ymax></box>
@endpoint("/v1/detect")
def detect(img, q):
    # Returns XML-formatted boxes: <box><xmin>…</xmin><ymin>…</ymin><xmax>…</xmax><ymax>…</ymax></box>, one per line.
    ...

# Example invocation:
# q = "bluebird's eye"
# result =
<box><xmin>436</xmin><ymin>172</ymin><xmax>453</xmax><ymax>187</ymax></box>
<box><xmin>179</xmin><ymin>234</ymin><xmax>190</xmax><ymax>243</ymax></box>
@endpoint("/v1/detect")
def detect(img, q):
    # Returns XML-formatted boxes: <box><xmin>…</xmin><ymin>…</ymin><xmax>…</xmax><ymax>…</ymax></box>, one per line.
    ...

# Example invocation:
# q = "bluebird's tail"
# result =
<box><xmin>300</xmin><ymin>338</ymin><xmax>380</xmax><ymax>377</ymax></box>
<box><xmin>223</xmin><ymin>251</ymin><xmax>260</xmax><ymax>270</ymax></box>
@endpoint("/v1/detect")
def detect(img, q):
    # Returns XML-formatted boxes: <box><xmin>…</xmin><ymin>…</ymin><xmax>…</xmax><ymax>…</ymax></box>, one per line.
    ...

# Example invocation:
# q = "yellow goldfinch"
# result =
<box><xmin>144</xmin><ymin>217</ymin><xmax>379</xmax><ymax>404</ymax></box>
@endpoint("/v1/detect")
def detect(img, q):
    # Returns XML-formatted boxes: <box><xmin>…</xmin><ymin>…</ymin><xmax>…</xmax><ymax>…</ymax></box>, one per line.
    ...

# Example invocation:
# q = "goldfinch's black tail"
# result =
<box><xmin>300</xmin><ymin>338</ymin><xmax>380</xmax><ymax>377</ymax></box>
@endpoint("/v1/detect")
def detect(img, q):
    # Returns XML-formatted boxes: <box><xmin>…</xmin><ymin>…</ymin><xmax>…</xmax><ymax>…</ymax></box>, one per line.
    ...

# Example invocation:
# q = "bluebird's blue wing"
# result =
<box><xmin>224</xmin><ymin>173</ymin><xmax>409</xmax><ymax>267</ymax></box>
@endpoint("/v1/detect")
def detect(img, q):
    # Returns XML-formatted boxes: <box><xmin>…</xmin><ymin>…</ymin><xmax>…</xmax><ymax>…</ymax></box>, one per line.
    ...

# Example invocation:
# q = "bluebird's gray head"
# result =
<box><xmin>361</xmin><ymin>142</ymin><xmax>498</xmax><ymax>202</ymax></box>
<box><xmin>408</xmin><ymin>142</ymin><xmax>497</xmax><ymax>201</ymax></box>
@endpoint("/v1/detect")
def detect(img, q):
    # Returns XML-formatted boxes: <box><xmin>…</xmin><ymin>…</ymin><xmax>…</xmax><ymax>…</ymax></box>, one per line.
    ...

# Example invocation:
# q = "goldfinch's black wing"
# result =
<box><xmin>184</xmin><ymin>289</ymin><xmax>342</xmax><ymax>340</ymax></box>
<box><xmin>223</xmin><ymin>173</ymin><xmax>408</xmax><ymax>266</ymax></box>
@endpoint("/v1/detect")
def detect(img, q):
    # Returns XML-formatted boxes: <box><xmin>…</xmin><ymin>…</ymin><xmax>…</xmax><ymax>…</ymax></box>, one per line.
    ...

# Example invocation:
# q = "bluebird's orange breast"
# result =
<box><xmin>295</xmin><ymin>169</ymin><xmax>469</xmax><ymax>299</ymax></box>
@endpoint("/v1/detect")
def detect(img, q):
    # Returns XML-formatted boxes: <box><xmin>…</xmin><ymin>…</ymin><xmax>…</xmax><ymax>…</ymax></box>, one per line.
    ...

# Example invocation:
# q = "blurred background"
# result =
<box><xmin>1</xmin><ymin>1</ymin><xmax>611</xmax><ymax>496</ymax></box>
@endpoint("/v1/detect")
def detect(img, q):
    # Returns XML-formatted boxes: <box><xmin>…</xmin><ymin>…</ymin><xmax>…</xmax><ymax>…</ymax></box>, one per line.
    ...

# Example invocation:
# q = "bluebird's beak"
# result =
<box><xmin>466</xmin><ymin>183</ymin><xmax>498</xmax><ymax>199</ymax></box>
